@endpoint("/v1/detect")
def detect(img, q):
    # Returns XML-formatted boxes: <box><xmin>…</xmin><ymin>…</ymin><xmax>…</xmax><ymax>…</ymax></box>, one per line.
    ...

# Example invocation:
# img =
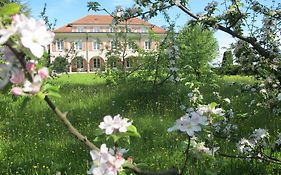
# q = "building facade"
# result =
<box><xmin>50</xmin><ymin>15</ymin><xmax>166</xmax><ymax>72</ymax></box>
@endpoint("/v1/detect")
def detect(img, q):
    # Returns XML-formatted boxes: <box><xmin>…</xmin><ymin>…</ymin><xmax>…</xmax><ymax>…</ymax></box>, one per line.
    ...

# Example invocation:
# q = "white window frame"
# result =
<box><xmin>144</xmin><ymin>40</ymin><xmax>151</xmax><ymax>50</ymax></box>
<box><xmin>75</xmin><ymin>40</ymin><xmax>82</xmax><ymax>50</ymax></box>
<box><xmin>56</xmin><ymin>40</ymin><xmax>64</xmax><ymax>51</ymax></box>
<box><xmin>93</xmin><ymin>39</ymin><xmax>101</xmax><ymax>50</ymax></box>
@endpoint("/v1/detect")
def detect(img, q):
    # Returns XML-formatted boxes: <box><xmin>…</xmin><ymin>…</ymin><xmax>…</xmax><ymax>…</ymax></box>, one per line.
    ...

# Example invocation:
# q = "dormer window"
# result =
<box><xmin>77</xmin><ymin>27</ymin><xmax>83</xmax><ymax>32</ymax></box>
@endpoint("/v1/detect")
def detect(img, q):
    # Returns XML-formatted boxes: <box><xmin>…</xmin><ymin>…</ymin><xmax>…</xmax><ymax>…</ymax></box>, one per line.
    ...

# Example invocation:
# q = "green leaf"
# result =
<box><xmin>126</xmin><ymin>125</ymin><xmax>141</xmax><ymax>138</ymax></box>
<box><xmin>110</xmin><ymin>134</ymin><xmax>122</xmax><ymax>143</ymax></box>
<box><xmin>118</xmin><ymin>171</ymin><xmax>127</xmax><ymax>175</ymax></box>
<box><xmin>36</xmin><ymin>92</ymin><xmax>46</xmax><ymax>100</ymax></box>
<box><xmin>209</xmin><ymin>102</ymin><xmax>217</xmax><ymax>108</ymax></box>
<box><xmin>93</xmin><ymin>128</ymin><xmax>104</xmax><ymax>136</ymax></box>
<box><xmin>42</xmin><ymin>84</ymin><xmax>60</xmax><ymax>92</ymax></box>
<box><xmin>47</xmin><ymin>91</ymin><xmax>61</xmax><ymax>98</ymax></box>
<box><xmin>0</xmin><ymin>3</ymin><xmax>21</xmax><ymax>16</ymax></box>
<box><xmin>93</xmin><ymin>137</ymin><xmax>100</xmax><ymax>142</ymax></box>
<box><xmin>87</xmin><ymin>2</ymin><xmax>101</xmax><ymax>12</ymax></box>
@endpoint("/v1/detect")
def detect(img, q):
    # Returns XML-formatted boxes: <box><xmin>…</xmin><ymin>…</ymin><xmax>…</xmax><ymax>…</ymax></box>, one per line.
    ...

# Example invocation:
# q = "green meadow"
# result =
<box><xmin>0</xmin><ymin>74</ymin><xmax>280</xmax><ymax>174</ymax></box>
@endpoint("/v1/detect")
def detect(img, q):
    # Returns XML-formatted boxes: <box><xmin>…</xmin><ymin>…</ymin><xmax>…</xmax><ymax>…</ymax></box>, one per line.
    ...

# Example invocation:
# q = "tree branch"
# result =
<box><xmin>219</xmin><ymin>152</ymin><xmax>281</xmax><ymax>164</ymax></box>
<box><xmin>175</xmin><ymin>2</ymin><xmax>278</xmax><ymax>59</ymax></box>
<box><xmin>5</xmin><ymin>39</ymin><xmax>180</xmax><ymax>175</ymax></box>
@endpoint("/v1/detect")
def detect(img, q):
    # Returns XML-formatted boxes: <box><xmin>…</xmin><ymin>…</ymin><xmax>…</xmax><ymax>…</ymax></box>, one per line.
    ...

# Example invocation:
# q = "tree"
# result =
<box><xmin>177</xmin><ymin>23</ymin><xmax>218</xmax><ymax>79</ymax></box>
<box><xmin>52</xmin><ymin>56</ymin><xmax>68</xmax><ymax>73</ymax></box>
<box><xmin>221</xmin><ymin>50</ymin><xmax>233</xmax><ymax>68</ymax></box>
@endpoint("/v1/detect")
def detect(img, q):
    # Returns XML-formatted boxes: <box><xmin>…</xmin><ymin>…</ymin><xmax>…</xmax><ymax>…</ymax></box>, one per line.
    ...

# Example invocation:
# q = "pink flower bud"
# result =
<box><xmin>26</xmin><ymin>60</ymin><xmax>36</xmax><ymax>72</ymax></box>
<box><xmin>11</xmin><ymin>87</ymin><xmax>23</xmax><ymax>96</ymax></box>
<box><xmin>10</xmin><ymin>69</ymin><xmax>25</xmax><ymax>84</ymax></box>
<box><xmin>38</xmin><ymin>67</ymin><xmax>49</xmax><ymax>79</ymax></box>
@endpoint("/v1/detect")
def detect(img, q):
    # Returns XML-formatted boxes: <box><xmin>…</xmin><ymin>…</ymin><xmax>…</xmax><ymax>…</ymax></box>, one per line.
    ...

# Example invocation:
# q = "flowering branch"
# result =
<box><xmin>174</xmin><ymin>2</ymin><xmax>278</xmax><ymax>59</ymax></box>
<box><xmin>219</xmin><ymin>152</ymin><xmax>281</xmax><ymax>164</ymax></box>
<box><xmin>5</xmin><ymin>39</ymin><xmax>99</xmax><ymax>151</ymax></box>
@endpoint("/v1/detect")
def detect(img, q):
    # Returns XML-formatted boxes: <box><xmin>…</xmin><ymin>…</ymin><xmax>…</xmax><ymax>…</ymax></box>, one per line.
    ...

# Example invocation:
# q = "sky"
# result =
<box><xmin>25</xmin><ymin>0</ymin><xmax>237</xmax><ymax>63</ymax></box>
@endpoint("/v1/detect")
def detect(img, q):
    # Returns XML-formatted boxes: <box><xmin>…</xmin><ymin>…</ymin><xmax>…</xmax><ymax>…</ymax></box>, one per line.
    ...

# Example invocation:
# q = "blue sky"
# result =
<box><xmin>26</xmin><ymin>0</ymin><xmax>237</xmax><ymax>63</ymax></box>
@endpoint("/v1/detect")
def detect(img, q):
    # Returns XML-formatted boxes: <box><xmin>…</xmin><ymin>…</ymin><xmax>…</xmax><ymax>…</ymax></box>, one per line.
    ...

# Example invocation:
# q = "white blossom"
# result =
<box><xmin>237</xmin><ymin>138</ymin><xmax>255</xmax><ymax>153</ymax></box>
<box><xmin>275</xmin><ymin>133</ymin><xmax>281</xmax><ymax>146</ymax></box>
<box><xmin>88</xmin><ymin>144</ymin><xmax>125</xmax><ymax>175</ymax></box>
<box><xmin>99</xmin><ymin>115</ymin><xmax>132</xmax><ymax>135</ymax></box>
<box><xmin>277</xmin><ymin>93</ymin><xmax>281</xmax><ymax>101</ymax></box>
<box><xmin>0</xmin><ymin>14</ymin><xmax>54</xmax><ymax>58</ymax></box>
<box><xmin>251</xmin><ymin>128</ymin><xmax>269</xmax><ymax>141</ymax></box>
<box><xmin>168</xmin><ymin>112</ymin><xmax>207</xmax><ymax>136</ymax></box>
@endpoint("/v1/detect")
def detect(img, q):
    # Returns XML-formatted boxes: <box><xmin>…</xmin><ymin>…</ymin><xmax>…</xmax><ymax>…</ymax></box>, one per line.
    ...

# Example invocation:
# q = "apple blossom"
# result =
<box><xmin>22</xmin><ymin>77</ymin><xmax>41</xmax><ymax>94</ymax></box>
<box><xmin>277</xmin><ymin>93</ymin><xmax>281</xmax><ymax>101</ymax></box>
<box><xmin>26</xmin><ymin>60</ymin><xmax>36</xmax><ymax>72</ymax></box>
<box><xmin>251</xmin><ymin>128</ymin><xmax>269</xmax><ymax>141</ymax></box>
<box><xmin>20</xmin><ymin>17</ymin><xmax>54</xmax><ymax>58</ymax></box>
<box><xmin>190</xmin><ymin>111</ymin><xmax>208</xmax><ymax>125</ymax></box>
<box><xmin>168</xmin><ymin>115</ymin><xmax>202</xmax><ymax>136</ymax></box>
<box><xmin>237</xmin><ymin>138</ymin><xmax>255</xmax><ymax>153</ymax></box>
<box><xmin>10</xmin><ymin>69</ymin><xmax>25</xmax><ymax>84</ymax></box>
<box><xmin>0</xmin><ymin>28</ymin><xmax>15</xmax><ymax>45</ymax></box>
<box><xmin>11</xmin><ymin>87</ymin><xmax>23</xmax><ymax>96</ymax></box>
<box><xmin>99</xmin><ymin>115</ymin><xmax>132</xmax><ymax>135</ymax></box>
<box><xmin>275</xmin><ymin>133</ymin><xmax>281</xmax><ymax>146</ymax></box>
<box><xmin>99</xmin><ymin>115</ymin><xmax>115</xmax><ymax>135</ymax></box>
<box><xmin>88</xmin><ymin>144</ymin><xmax>125</xmax><ymax>175</ymax></box>
<box><xmin>38</xmin><ymin>67</ymin><xmax>49</xmax><ymax>79</ymax></box>
<box><xmin>0</xmin><ymin>14</ymin><xmax>54</xmax><ymax>58</ymax></box>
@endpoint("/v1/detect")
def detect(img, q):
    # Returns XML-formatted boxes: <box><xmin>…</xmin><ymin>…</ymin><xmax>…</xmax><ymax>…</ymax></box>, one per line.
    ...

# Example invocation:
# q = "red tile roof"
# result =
<box><xmin>53</xmin><ymin>15</ymin><xmax>166</xmax><ymax>34</ymax></box>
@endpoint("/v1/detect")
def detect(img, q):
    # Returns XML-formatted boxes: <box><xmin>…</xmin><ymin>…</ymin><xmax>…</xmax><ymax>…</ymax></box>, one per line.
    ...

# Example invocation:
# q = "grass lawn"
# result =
<box><xmin>0</xmin><ymin>74</ymin><xmax>280</xmax><ymax>174</ymax></box>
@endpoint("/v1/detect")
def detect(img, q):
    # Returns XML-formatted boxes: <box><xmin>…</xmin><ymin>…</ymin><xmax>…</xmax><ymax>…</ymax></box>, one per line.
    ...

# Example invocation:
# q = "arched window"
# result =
<box><xmin>93</xmin><ymin>58</ymin><xmax>101</xmax><ymax>68</ymax></box>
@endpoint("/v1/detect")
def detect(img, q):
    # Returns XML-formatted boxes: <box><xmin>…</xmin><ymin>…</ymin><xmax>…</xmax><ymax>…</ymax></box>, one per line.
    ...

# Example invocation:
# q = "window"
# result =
<box><xmin>77</xmin><ymin>27</ymin><xmax>83</xmax><ymax>32</ymax></box>
<box><xmin>141</xmin><ymin>27</ymin><xmax>148</xmax><ymax>33</ymax></box>
<box><xmin>110</xmin><ymin>27</ymin><xmax>115</xmax><ymax>33</ymax></box>
<box><xmin>93</xmin><ymin>27</ymin><xmax>100</xmax><ymax>32</ymax></box>
<box><xmin>144</xmin><ymin>41</ymin><xmax>151</xmax><ymax>50</ymax></box>
<box><xmin>127</xmin><ymin>27</ymin><xmax>132</xmax><ymax>32</ymax></box>
<box><xmin>56</xmin><ymin>40</ymin><xmax>64</xmax><ymax>51</ymax></box>
<box><xmin>93</xmin><ymin>58</ymin><xmax>101</xmax><ymax>68</ymax></box>
<box><xmin>75</xmin><ymin>40</ymin><xmax>82</xmax><ymax>50</ymax></box>
<box><xmin>93</xmin><ymin>39</ymin><xmax>101</xmax><ymax>50</ymax></box>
